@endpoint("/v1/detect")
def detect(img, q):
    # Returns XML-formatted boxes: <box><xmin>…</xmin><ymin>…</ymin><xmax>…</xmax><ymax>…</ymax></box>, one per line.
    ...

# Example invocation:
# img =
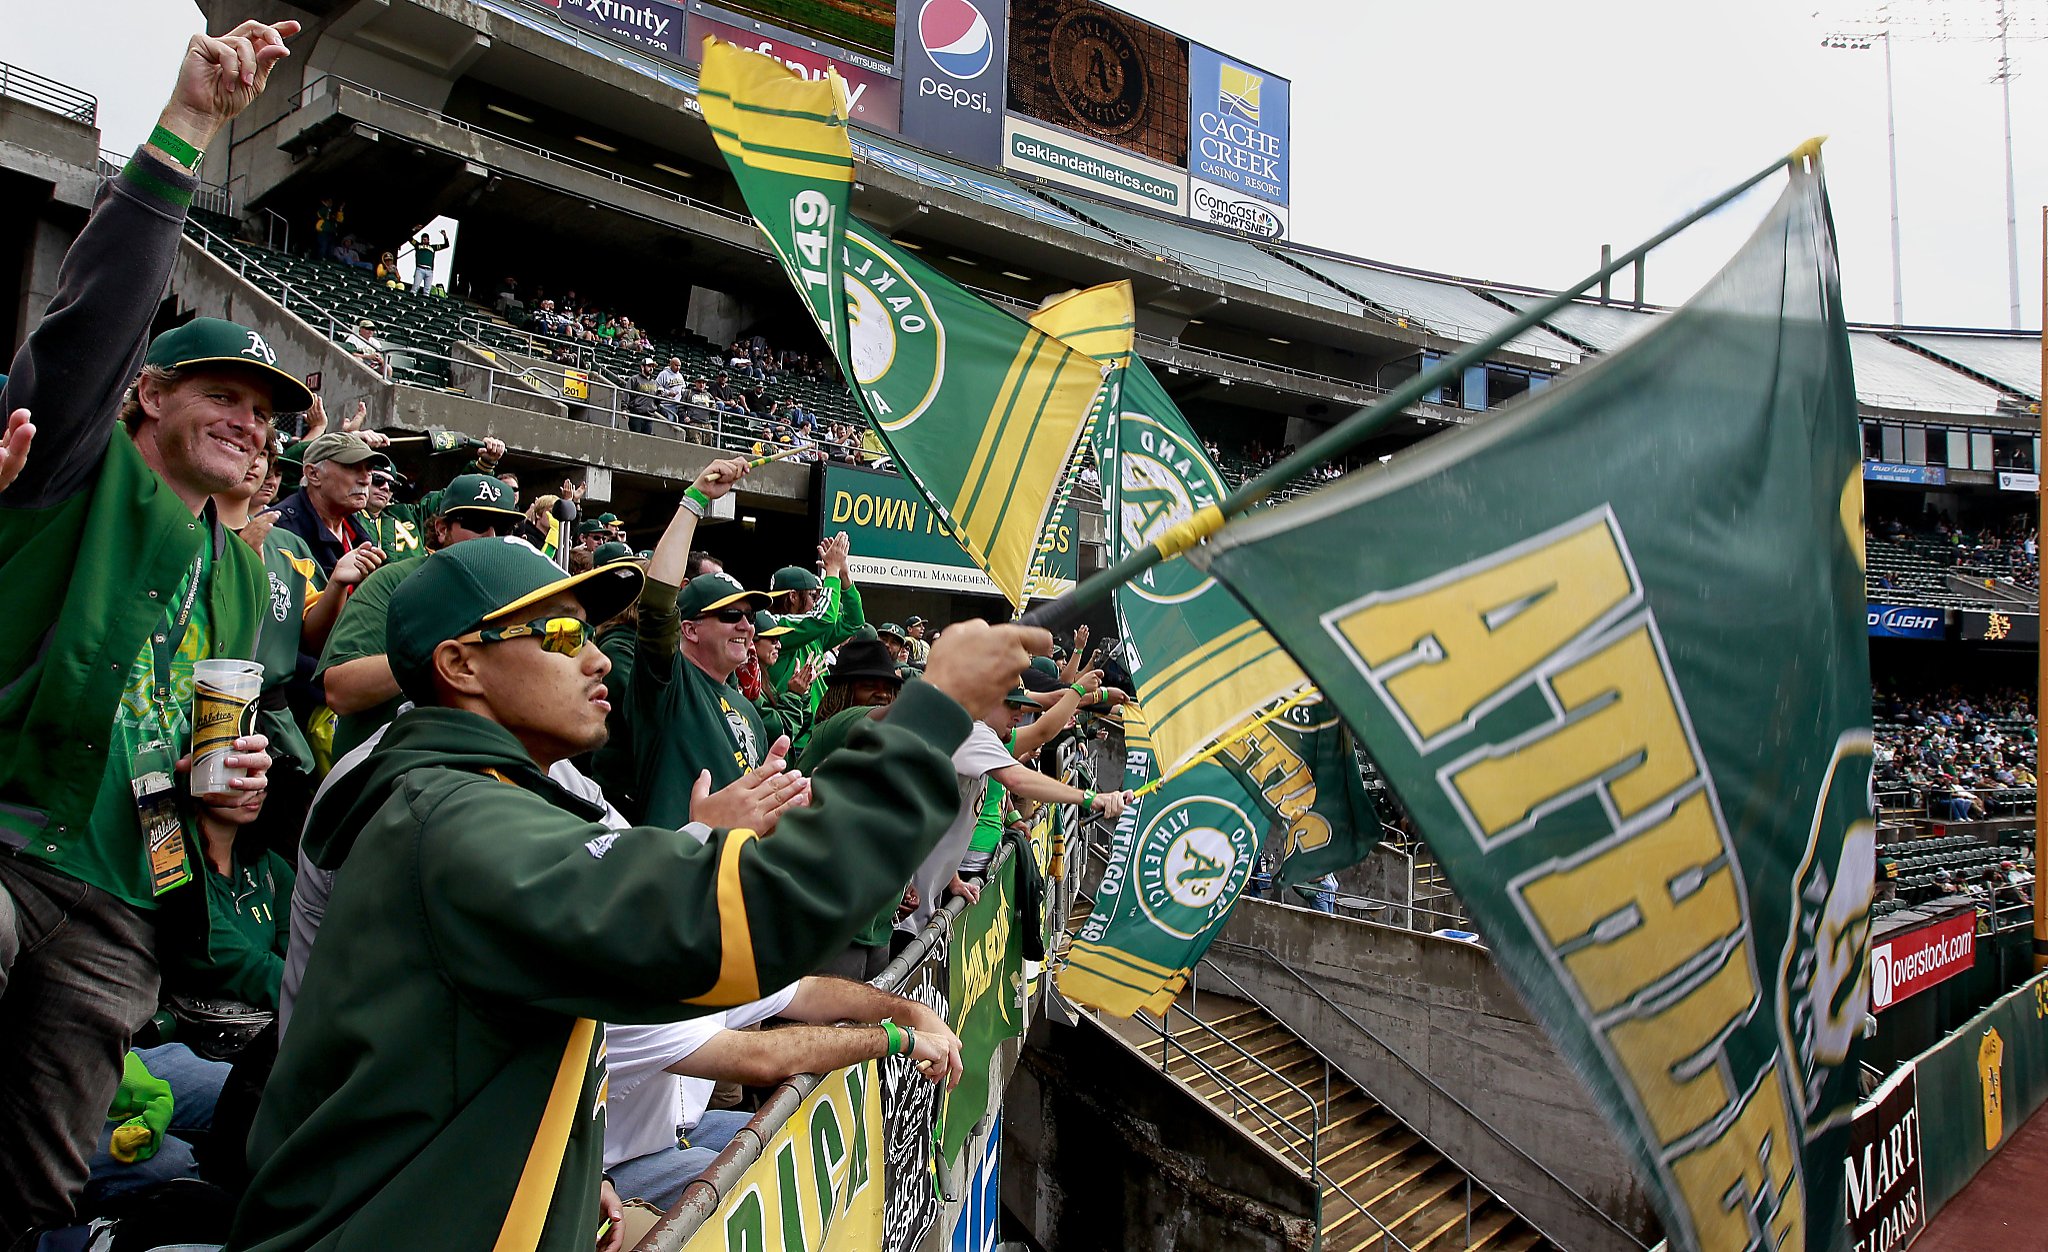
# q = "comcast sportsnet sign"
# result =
<box><xmin>1871</xmin><ymin>913</ymin><xmax>1975</xmax><ymax>1010</ymax></box>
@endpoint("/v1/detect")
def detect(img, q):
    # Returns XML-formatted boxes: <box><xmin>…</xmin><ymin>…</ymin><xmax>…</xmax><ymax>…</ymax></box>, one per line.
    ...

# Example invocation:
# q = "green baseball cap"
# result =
<box><xmin>438</xmin><ymin>473</ymin><xmax>524</xmax><ymax>522</ymax></box>
<box><xmin>591</xmin><ymin>541</ymin><xmax>636</xmax><ymax>566</ymax></box>
<box><xmin>301</xmin><ymin>431</ymin><xmax>389</xmax><ymax>469</ymax></box>
<box><xmin>1003</xmin><ymin>687</ymin><xmax>1038</xmax><ymax>707</ymax></box>
<box><xmin>145</xmin><ymin>317</ymin><xmax>314</xmax><ymax>412</ymax></box>
<box><xmin>753</xmin><ymin>609</ymin><xmax>793</xmax><ymax>638</ymax></box>
<box><xmin>1029</xmin><ymin>655</ymin><xmax>1061</xmax><ymax>679</ymax></box>
<box><xmin>770</xmin><ymin>565</ymin><xmax>822</xmax><ymax>592</ymax></box>
<box><xmin>386</xmin><ymin>537</ymin><xmax>643</xmax><ymax>702</ymax></box>
<box><xmin>597</xmin><ymin>513</ymin><xmax>620</xmax><ymax>525</ymax></box>
<box><xmin>675</xmin><ymin>571</ymin><xmax>770</xmax><ymax>619</ymax></box>
<box><xmin>576</xmin><ymin>519</ymin><xmax>608</xmax><ymax>536</ymax></box>
<box><xmin>876</xmin><ymin>622</ymin><xmax>906</xmax><ymax>642</ymax></box>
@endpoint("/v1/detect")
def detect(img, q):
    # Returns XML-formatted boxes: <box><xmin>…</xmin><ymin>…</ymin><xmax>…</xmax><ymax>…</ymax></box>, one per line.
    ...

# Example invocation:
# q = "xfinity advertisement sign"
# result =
<box><xmin>899</xmin><ymin>0</ymin><xmax>1008</xmax><ymax>165</ymax></box>
<box><xmin>544</xmin><ymin>0</ymin><xmax>685</xmax><ymax>58</ymax></box>
<box><xmin>1186</xmin><ymin>43</ymin><xmax>1289</xmax><ymax>238</ymax></box>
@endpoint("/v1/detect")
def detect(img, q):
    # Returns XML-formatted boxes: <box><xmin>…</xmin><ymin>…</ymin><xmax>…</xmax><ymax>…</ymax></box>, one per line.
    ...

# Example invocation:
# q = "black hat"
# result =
<box><xmin>825</xmin><ymin>638</ymin><xmax>903</xmax><ymax>687</ymax></box>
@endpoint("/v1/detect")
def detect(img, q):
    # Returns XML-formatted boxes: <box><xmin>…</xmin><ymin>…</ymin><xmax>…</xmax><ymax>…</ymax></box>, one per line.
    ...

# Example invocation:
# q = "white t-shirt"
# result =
<box><xmin>603</xmin><ymin>984</ymin><xmax>798</xmax><ymax>1168</ymax></box>
<box><xmin>904</xmin><ymin>721</ymin><xmax>1017</xmax><ymax>933</ymax></box>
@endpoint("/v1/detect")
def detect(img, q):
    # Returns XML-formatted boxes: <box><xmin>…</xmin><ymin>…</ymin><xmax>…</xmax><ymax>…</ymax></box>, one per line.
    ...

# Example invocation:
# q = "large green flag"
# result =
<box><xmin>702</xmin><ymin>42</ymin><xmax>1104</xmax><ymax>607</ymax></box>
<box><xmin>940</xmin><ymin>854</ymin><xmax>1022</xmax><ymax>1168</ymax></box>
<box><xmin>1194</xmin><ymin>167</ymin><xmax>1871</xmax><ymax>1251</ymax></box>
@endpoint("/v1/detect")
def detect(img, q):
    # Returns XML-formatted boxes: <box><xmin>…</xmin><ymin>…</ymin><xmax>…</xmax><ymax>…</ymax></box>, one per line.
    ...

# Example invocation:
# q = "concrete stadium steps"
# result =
<box><xmin>1152</xmin><ymin>993</ymin><xmax>1554</xmax><ymax>1252</ymax></box>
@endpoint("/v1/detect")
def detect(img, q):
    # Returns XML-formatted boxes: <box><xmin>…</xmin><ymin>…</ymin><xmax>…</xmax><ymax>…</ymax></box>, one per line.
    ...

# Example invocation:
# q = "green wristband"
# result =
<box><xmin>880</xmin><ymin>1020</ymin><xmax>902</xmax><ymax>1056</ymax></box>
<box><xmin>148</xmin><ymin>124</ymin><xmax>203</xmax><ymax>170</ymax></box>
<box><xmin>1084</xmin><ymin>789</ymin><xmax>1097</xmax><ymax>809</ymax></box>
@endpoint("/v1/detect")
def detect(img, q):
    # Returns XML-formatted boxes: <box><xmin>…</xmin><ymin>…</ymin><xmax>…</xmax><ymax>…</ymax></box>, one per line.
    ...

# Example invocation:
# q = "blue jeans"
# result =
<box><xmin>608</xmin><ymin>1109</ymin><xmax>755</xmax><ymax>1211</ymax></box>
<box><xmin>82</xmin><ymin>1045</ymin><xmax>230</xmax><ymax>1205</ymax></box>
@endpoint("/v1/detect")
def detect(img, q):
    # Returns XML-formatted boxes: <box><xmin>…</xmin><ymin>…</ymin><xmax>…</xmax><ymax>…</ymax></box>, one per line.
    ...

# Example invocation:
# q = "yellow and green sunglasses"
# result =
<box><xmin>455</xmin><ymin>616</ymin><xmax>592</xmax><ymax>655</ymax></box>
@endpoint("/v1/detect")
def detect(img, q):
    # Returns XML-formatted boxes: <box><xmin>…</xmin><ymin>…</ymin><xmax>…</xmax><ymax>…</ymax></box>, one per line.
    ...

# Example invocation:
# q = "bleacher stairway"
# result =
<box><xmin>1114</xmin><ymin>988</ymin><xmax>1554</xmax><ymax>1252</ymax></box>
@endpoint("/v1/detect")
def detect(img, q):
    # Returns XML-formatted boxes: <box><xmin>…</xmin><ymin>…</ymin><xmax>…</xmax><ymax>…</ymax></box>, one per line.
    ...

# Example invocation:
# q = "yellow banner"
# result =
<box><xmin>680</xmin><ymin>1062</ymin><xmax>883</xmax><ymax>1252</ymax></box>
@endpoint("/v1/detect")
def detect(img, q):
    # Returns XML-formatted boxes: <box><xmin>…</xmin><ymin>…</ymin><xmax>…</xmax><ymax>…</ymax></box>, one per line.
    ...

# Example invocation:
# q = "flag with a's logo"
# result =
<box><xmin>1026</xmin><ymin>295</ymin><xmax>1311</xmax><ymax>776</ymax></box>
<box><xmin>1193</xmin><ymin>166</ymin><xmax>1871</xmax><ymax>1252</ymax></box>
<box><xmin>702</xmin><ymin>41</ymin><xmax>1105</xmax><ymax>607</ymax></box>
<box><xmin>1057</xmin><ymin>699</ymin><xmax>1266</xmax><ymax>1016</ymax></box>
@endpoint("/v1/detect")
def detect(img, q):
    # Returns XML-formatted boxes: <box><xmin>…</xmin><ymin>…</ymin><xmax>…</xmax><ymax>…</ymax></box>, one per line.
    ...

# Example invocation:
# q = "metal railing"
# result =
<box><xmin>1208</xmin><ymin>939</ymin><xmax>1652</xmax><ymax>1251</ymax></box>
<box><xmin>0</xmin><ymin>61</ymin><xmax>96</xmax><ymax>124</ymax></box>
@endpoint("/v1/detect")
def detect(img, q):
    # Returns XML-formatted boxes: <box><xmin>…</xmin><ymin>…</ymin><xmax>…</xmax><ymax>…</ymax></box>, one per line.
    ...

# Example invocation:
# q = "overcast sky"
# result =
<box><xmin>12</xmin><ymin>0</ymin><xmax>2043</xmax><ymax>329</ymax></box>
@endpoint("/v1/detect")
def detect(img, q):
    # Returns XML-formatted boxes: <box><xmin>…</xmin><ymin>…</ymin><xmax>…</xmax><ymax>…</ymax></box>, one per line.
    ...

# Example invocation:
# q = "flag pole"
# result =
<box><xmin>1022</xmin><ymin>141</ymin><xmax>1822</xmax><ymax>630</ymax></box>
<box><xmin>2034</xmin><ymin>204</ymin><xmax>2045</xmax><ymax>972</ymax></box>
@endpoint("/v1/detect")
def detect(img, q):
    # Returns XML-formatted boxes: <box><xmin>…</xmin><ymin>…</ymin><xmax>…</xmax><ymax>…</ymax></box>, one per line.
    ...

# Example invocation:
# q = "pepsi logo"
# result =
<box><xmin>919</xmin><ymin>0</ymin><xmax>993</xmax><ymax>80</ymax></box>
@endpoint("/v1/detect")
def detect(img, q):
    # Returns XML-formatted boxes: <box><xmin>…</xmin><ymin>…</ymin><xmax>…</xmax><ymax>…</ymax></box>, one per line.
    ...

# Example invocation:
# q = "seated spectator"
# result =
<box><xmin>345</xmin><ymin>317</ymin><xmax>387</xmax><ymax>376</ymax></box>
<box><xmin>605</xmin><ymin>977</ymin><xmax>961</xmax><ymax>1210</ymax></box>
<box><xmin>331</xmin><ymin>234</ymin><xmax>368</xmax><ymax>269</ymax></box>
<box><xmin>616</xmin><ymin>317</ymin><xmax>646</xmax><ymax>352</ymax></box>
<box><xmin>264</xmin><ymin>431</ymin><xmax>390</xmax><ymax>579</ymax></box>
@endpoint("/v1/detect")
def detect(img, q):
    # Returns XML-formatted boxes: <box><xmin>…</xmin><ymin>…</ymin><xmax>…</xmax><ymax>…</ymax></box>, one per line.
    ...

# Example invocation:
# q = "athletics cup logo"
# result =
<box><xmin>919</xmin><ymin>0</ymin><xmax>994</xmax><ymax>80</ymax></box>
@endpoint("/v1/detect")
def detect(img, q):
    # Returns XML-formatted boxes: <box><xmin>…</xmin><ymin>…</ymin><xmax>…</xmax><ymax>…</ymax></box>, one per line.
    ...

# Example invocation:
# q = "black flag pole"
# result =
<box><xmin>1020</xmin><ymin>141</ymin><xmax>1823</xmax><ymax>630</ymax></box>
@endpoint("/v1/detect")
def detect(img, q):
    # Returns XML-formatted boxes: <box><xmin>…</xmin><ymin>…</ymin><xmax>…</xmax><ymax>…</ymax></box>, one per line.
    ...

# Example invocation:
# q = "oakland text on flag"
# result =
<box><xmin>1192</xmin><ymin>165</ymin><xmax>1871</xmax><ymax>1252</ymax></box>
<box><xmin>701</xmin><ymin>40</ymin><xmax>1103</xmax><ymax>607</ymax></box>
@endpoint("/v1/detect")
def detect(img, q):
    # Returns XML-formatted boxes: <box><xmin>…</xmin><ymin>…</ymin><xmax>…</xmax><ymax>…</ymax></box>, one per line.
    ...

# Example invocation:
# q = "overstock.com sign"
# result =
<box><xmin>1871</xmin><ymin>913</ymin><xmax>1974</xmax><ymax>1010</ymax></box>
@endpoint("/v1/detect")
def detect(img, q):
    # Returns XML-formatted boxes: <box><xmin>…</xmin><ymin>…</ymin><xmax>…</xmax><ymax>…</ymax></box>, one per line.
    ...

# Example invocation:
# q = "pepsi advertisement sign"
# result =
<box><xmin>898</xmin><ymin>0</ymin><xmax>1008</xmax><ymax>166</ymax></box>
<box><xmin>1868</xmin><ymin>603</ymin><xmax>1945</xmax><ymax>640</ymax></box>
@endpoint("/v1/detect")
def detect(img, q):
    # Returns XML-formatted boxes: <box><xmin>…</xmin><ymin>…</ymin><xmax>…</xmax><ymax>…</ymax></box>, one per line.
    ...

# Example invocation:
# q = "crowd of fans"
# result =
<box><xmin>1873</xmin><ymin>683</ymin><xmax>2036</xmax><ymax>819</ymax></box>
<box><xmin>0</xmin><ymin>21</ymin><xmax>1135</xmax><ymax>1251</ymax></box>
<box><xmin>310</xmin><ymin>200</ymin><xmax>449</xmax><ymax>298</ymax></box>
<box><xmin>1868</xmin><ymin>510</ymin><xmax>2041</xmax><ymax>588</ymax></box>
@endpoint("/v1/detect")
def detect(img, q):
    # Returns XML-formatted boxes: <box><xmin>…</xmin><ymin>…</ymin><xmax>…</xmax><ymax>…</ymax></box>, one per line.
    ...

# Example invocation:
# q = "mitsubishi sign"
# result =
<box><xmin>1870</xmin><ymin>913</ymin><xmax>1975</xmax><ymax>1010</ymax></box>
<box><xmin>899</xmin><ymin>0</ymin><xmax>1009</xmax><ymax>165</ymax></box>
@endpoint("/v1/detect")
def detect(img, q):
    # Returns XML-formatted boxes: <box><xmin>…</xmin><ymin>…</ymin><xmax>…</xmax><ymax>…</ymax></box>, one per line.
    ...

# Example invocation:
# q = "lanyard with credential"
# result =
<box><xmin>148</xmin><ymin>549</ymin><xmax>206</xmax><ymax>728</ymax></box>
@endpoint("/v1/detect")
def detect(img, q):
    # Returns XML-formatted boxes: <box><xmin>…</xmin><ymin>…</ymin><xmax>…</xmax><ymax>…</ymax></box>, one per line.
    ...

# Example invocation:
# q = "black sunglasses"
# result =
<box><xmin>697</xmin><ymin>607</ymin><xmax>750</xmax><ymax>624</ymax></box>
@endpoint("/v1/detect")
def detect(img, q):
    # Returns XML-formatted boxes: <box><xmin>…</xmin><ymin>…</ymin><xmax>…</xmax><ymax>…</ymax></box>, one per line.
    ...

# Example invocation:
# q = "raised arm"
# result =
<box><xmin>0</xmin><ymin>18</ymin><xmax>299</xmax><ymax>508</ymax></box>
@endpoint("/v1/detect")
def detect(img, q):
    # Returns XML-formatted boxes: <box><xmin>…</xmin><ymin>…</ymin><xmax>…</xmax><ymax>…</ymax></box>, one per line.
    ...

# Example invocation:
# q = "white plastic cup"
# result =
<box><xmin>190</xmin><ymin>659</ymin><xmax>264</xmax><ymax>798</ymax></box>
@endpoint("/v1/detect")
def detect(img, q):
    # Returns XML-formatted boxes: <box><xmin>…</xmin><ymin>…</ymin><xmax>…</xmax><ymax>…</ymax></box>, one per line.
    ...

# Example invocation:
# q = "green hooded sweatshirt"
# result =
<box><xmin>231</xmin><ymin>680</ymin><xmax>970</xmax><ymax>1252</ymax></box>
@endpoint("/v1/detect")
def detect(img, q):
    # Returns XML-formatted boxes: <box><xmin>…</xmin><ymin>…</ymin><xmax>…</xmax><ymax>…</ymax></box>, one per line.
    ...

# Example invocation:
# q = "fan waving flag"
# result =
<box><xmin>702</xmin><ymin>41</ymin><xmax>1106</xmax><ymax>607</ymax></box>
<box><xmin>1192</xmin><ymin>167</ymin><xmax>1871</xmax><ymax>1252</ymax></box>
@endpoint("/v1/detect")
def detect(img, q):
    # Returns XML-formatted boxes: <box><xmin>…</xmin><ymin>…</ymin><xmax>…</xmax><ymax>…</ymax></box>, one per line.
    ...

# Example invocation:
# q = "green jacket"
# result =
<box><xmin>233</xmin><ymin>686</ymin><xmax>969</xmax><ymax>1252</ymax></box>
<box><xmin>768</xmin><ymin>575</ymin><xmax>864</xmax><ymax>721</ymax></box>
<box><xmin>631</xmin><ymin>578</ymin><xmax>769</xmax><ymax>828</ymax></box>
<box><xmin>252</xmin><ymin>528</ymin><xmax>322</xmax><ymax>779</ymax></box>
<box><xmin>796</xmin><ymin>704</ymin><xmax>901</xmax><ymax>947</ymax></box>
<box><xmin>359</xmin><ymin>504</ymin><xmax>424</xmax><ymax>558</ymax></box>
<box><xmin>0</xmin><ymin>151</ymin><xmax>266</xmax><ymax>901</ymax></box>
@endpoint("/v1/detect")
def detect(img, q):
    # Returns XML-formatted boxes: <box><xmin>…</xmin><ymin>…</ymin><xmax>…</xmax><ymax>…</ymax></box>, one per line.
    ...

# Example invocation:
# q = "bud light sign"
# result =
<box><xmin>898</xmin><ymin>0</ymin><xmax>1008</xmax><ymax>166</ymax></box>
<box><xmin>1868</xmin><ymin>603</ymin><xmax>1944</xmax><ymax>640</ymax></box>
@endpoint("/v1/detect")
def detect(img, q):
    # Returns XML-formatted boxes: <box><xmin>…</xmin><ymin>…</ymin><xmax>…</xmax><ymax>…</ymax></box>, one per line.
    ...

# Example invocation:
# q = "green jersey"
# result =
<box><xmin>769</xmin><ymin>575</ymin><xmax>864</xmax><ymax>722</ymax></box>
<box><xmin>251</xmin><ymin>528</ymin><xmax>322</xmax><ymax>778</ymax></box>
<box><xmin>167</xmin><ymin>844</ymin><xmax>294</xmax><ymax>1009</ymax></box>
<box><xmin>583</xmin><ymin>625</ymin><xmax>639</xmax><ymax>820</ymax></box>
<box><xmin>359</xmin><ymin>504</ymin><xmax>425</xmax><ymax>558</ymax></box>
<box><xmin>632</xmin><ymin>579</ymin><xmax>770</xmax><ymax>829</ymax></box>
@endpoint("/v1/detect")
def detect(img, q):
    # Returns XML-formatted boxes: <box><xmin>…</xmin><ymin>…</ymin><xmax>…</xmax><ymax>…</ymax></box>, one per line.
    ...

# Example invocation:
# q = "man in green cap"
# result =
<box><xmin>768</xmin><ymin>531</ymin><xmax>865</xmax><ymax>722</ymax></box>
<box><xmin>317</xmin><ymin>473</ymin><xmax>528</xmax><ymax>762</ymax></box>
<box><xmin>877</xmin><ymin>622</ymin><xmax>909</xmax><ymax>667</ymax></box>
<box><xmin>232</xmin><ymin>475</ymin><xmax>1044</xmax><ymax>1252</ymax></box>
<box><xmin>630</xmin><ymin>463</ymin><xmax>794</xmax><ymax>827</ymax></box>
<box><xmin>0</xmin><ymin>16</ymin><xmax>298</xmax><ymax>1239</ymax></box>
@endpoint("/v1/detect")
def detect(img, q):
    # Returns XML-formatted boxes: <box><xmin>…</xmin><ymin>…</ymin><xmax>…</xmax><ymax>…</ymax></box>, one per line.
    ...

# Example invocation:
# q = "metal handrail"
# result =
<box><xmin>1210</xmin><ymin>939</ymin><xmax>1651</xmax><ymax>1250</ymax></box>
<box><xmin>640</xmin><ymin>841</ymin><xmax>1023</xmax><ymax>1251</ymax></box>
<box><xmin>0</xmin><ymin>61</ymin><xmax>96</xmax><ymax>124</ymax></box>
<box><xmin>1141</xmin><ymin>1000</ymin><xmax>1322</xmax><ymax>1164</ymax></box>
<box><xmin>294</xmin><ymin>73</ymin><xmax>750</xmax><ymax>228</ymax></box>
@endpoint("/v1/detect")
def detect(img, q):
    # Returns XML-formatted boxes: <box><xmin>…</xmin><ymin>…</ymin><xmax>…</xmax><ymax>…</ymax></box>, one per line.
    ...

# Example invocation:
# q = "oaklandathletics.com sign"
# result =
<box><xmin>1871</xmin><ymin>912</ymin><xmax>1975</xmax><ymax>1010</ymax></box>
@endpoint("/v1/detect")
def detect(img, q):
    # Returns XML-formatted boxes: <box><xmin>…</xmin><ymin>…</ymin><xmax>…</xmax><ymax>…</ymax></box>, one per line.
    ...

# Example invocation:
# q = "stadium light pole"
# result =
<box><xmin>1822</xmin><ymin>31</ymin><xmax>1905</xmax><ymax>326</ymax></box>
<box><xmin>1995</xmin><ymin>0</ymin><xmax>2022</xmax><ymax>330</ymax></box>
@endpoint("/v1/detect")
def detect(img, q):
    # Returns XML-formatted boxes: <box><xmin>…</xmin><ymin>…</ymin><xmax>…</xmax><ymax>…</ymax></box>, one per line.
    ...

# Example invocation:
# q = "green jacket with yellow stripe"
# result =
<box><xmin>230</xmin><ymin>682</ymin><xmax>970</xmax><ymax>1252</ymax></box>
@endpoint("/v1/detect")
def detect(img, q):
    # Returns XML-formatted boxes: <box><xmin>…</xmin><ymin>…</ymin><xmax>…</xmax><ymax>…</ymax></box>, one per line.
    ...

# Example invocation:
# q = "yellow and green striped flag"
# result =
<box><xmin>700</xmin><ymin>41</ymin><xmax>1104</xmax><ymax>607</ymax></box>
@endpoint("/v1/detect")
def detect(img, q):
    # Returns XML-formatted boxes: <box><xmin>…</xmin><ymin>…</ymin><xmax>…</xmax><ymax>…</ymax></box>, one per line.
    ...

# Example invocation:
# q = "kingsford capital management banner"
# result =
<box><xmin>1185</xmin><ymin>43</ymin><xmax>1290</xmax><ymax>239</ymax></box>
